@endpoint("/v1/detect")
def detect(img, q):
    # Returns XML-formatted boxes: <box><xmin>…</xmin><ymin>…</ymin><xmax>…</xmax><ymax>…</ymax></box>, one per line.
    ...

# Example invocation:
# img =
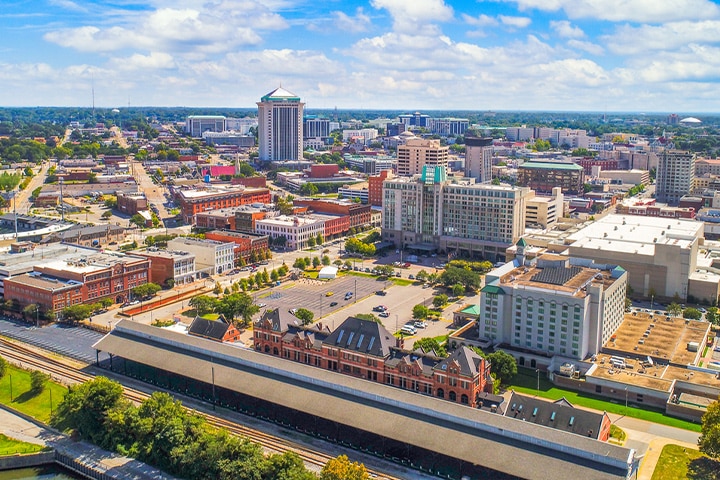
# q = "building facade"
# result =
<box><xmin>656</xmin><ymin>150</ymin><xmax>696</xmax><ymax>205</ymax></box>
<box><xmin>464</xmin><ymin>137</ymin><xmax>494</xmax><ymax>183</ymax></box>
<box><xmin>136</xmin><ymin>250</ymin><xmax>196</xmax><ymax>287</ymax></box>
<box><xmin>174</xmin><ymin>186</ymin><xmax>271</xmax><ymax>224</ymax></box>
<box><xmin>4</xmin><ymin>252</ymin><xmax>151</xmax><ymax>312</ymax></box>
<box><xmin>185</xmin><ymin>115</ymin><xmax>225</xmax><ymax>137</ymax></box>
<box><xmin>254</xmin><ymin>313</ymin><xmax>492</xmax><ymax>408</ymax></box>
<box><xmin>397</xmin><ymin>138</ymin><xmax>449</xmax><ymax>176</ymax></box>
<box><xmin>257</xmin><ymin>87</ymin><xmax>304</xmax><ymax>162</ymax></box>
<box><xmin>369</xmin><ymin>170</ymin><xmax>394</xmax><ymax>207</ymax></box>
<box><xmin>382</xmin><ymin>166</ymin><xmax>530</xmax><ymax>261</ymax></box>
<box><xmin>166</xmin><ymin>237</ymin><xmax>235</xmax><ymax>275</ymax></box>
<box><xmin>517</xmin><ymin>161</ymin><xmax>585</xmax><ymax>195</ymax></box>
<box><xmin>116</xmin><ymin>191</ymin><xmax>148</xmax><ymax>215</ymax></box>
<box><xmin>479</xmin><ymin>253</ymin><xmax>628</xmax><ymax>360</ymax></box>
<box><xmin>525</xmin><ymin>187</ymin><xmax>564</xmax><ymax>229</ymax></box>
<box><xmin>204</xmin><ymin>230</ymin><xmax>270</xmax><ymax>264</ymax></box>
<box><xmin>254</xmin><ymin>215</ymin><xmax>325</xmax><ymax>250</ymax></box>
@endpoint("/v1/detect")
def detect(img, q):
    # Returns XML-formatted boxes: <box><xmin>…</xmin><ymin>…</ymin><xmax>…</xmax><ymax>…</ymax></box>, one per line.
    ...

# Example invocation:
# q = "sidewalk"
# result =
<box><xmin>637</xmin><ymin>437</ymin><xmax>700</xmax><ymax>480</ymax></box>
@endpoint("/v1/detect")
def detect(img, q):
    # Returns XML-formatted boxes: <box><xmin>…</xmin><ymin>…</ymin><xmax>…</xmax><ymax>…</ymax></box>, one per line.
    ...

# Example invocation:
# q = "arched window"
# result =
<box><xmin>461</xmin><ymin>394</ymin><xmax>469</xmax><ymax>404</ymax></box>
<box><xmin>530</xmin><ymin>359</ymin><xmax>537</xmax><ymax>368</ymax></box>
<box><xmin>437</xmin><ymin>388</ymin><xmax>445</xmax><ymax>398</ymax></box>
<box><xmin>264</xmin><ymin>345</ymin><xmax>270</xmax><ymax>353</ymax></box>
<box><xmin>273</xmin><ymin>347</ymin><xmax>279</xmax><ymax>355</ymax></box>
<box><xmin>449</xmin><ymin>391</ymin><xmax>457</xmax><ymax>401</ymax></box>
<box><xmin>519</xmin><ymin>356</ymin><xmax>525</xmax><ymax>366</ymax></box>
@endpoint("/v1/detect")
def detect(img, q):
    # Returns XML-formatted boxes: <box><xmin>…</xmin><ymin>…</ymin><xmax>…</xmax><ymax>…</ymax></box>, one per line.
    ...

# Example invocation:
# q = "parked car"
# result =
<box><xmin>329</xmin><ymin>302</ymin><xmax>338</xmax><ymax>307</ymax></box>
<box><xmin>257</xmin><ymin>303</ymin><xmax>267</xmax><ymax>308</ymax></box>
<box><xmin>373</xmin><ymin>305</ymin><xmax>388</xmax><ymax>312</ymax></box>
<box><xmin>414</xmin><ymin>321</ymin><xmax>427</xmax><ymax>329</ymax></box>
<box><xmin>289</xmin><ymin>308</ymin><xmax>297</xmax><ymax>315</ymax></box>
<box><xmin>379</xmin><ymin>312</ymin><xmax>390</xmax><ymax>318</ymax></box>
<box><xmin>400</xmin><ymin>325</ymin><xmax>417</xmax><ymax>335</ymax></box>
<box><xmin>376</xmin><ymin>290</ymin><xmax>387</xmax><ymax>296</ymax></box>
<box><xmin>408</xmin><ymin>274</ymin><xmax>415</xmax><ymax>280</ymax></box>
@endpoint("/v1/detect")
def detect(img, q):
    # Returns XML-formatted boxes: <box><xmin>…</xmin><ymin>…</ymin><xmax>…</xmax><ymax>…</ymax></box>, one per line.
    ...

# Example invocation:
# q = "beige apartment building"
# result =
<box><xmin>525</xmin><ymin>187</ymin><xmax>564</xmax><ymax>229</ymax></box>
<box><xmin>397</xmin><ymin>138</ymin><xmax>449</xmax><ymax>176</ymax></box>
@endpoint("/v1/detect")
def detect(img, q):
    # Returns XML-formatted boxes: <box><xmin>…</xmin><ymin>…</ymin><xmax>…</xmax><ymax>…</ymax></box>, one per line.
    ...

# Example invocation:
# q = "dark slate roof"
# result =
<box><xmin>282</xmin><ymin>324</ymin><xmax>330</xmax><ymax>350</ymax></box>
<box><xmin>434</xmin><ymin>346</ymin><xmax>484</xmax><ymax>377</ymax></box>
<box><xmin>505</xmin><ymin>392</ymin><xmax>607</xmax><ymax>440</ymax></box>
<box><xmin>188</xmin><ymin>316</ymin><xmax>230</xmax><ymax>341</ymax></box>
<box><xmin>385</xmin><ymin>347</ymin><xmax>442</xmax><ymax>377</ymax></box>
<box><xmin>257</xmin><ymin>308</ymin><xmax>299</xmax><ymax>333</ymax></box>
<box><xmin>323</xmin><ymin>317</ymin><xmax>395</xmax><ymax>358</ymax></box>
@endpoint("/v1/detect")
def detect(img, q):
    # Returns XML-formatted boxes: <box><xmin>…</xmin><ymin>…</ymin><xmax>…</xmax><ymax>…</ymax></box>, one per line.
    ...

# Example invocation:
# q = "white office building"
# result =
<box><xmin>254</xmin><ymin>215</ymin><xmax>325</xmax><ymax>251</ymax></box>
<box><xmin>167</xmin><ymin>237</ymin><xmax>235</xmax><ymax>275</ymax></box>
<box><xmin>480</xmin><ymin>250</ymin><xmax>628</xmax><ymax>361</ymax></box>
<box><xmin>185</xmin><ymin>116</ymin><xmax>226</xmax><ymax>137</ymax></box>
<box><xmin>257</xmin><ymin>87</ymin><xmax>304</xmax><ymax>162</ymax></box>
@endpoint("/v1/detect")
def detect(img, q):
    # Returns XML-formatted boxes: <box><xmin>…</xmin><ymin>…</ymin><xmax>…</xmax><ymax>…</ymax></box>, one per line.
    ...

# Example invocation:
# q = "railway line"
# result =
<box><xmin>0</xmin><ymin>336</ymin><xmax>398</xmax><ymax>478</ymax></box>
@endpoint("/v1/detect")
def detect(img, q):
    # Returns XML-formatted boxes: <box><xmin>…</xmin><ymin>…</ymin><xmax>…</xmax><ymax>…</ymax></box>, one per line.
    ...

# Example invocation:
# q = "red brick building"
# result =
<box><xmin>574</xmin><ymin>157</ymin><xmax>619</xmax><ymax>176</ymax></box>
<box><xmin>188</xmin><ymin>316</ymin><xmax>241</xmax><ymax>343</ymax></box>
<box><xmin>231</xmin><ymin>176</ymin><xmax>267</xmax><ymax>188</ymax></box>
<box><xmin>4</xmin><ymin>252</ymin><xmax>151</xmax><ymax>312</ymax></box>
<box><xmin>254</xmin><ymin>312</ymin><xmax>492</xmax><ymax>408</ymax></box>
<box><xmin>204</xmin><ymin>230</ymin><xmax>270</xmax><ymax>264</ymax></box>
<box><xmin>175</xmin><ymin>186</ymin><xmax>272</xmax><ymax>223</ymax></box>
<box><xmin>368</xmin><ymin>169</ymin><xmax>393</xmax><ymax>207</ymax></box>
<box><xmin>135</xmin><ymin>250</ymin><xmax>196</xmax><ymax>287</ymax></box>
<box><xmin>117</xmin><ymin>191</ymin><xmax>148</xmax><ymax>215</ymax></box>
<box><xmin>292</xmin><ymin>199</ymin><xmax>371</xmax><ymax>230</ymax></box>
<box><xmin>307</xmin><ymin>164</ymin><xmax>339</xmax><ymax>178</ymax></box>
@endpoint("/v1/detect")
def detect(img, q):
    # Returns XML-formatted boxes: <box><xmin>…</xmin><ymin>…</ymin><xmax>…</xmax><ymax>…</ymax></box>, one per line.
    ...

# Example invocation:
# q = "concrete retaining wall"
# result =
<box><xmin>0</xmin><ymin>451</ymin><xmax>55</xmax><ymax>471</ymax></box>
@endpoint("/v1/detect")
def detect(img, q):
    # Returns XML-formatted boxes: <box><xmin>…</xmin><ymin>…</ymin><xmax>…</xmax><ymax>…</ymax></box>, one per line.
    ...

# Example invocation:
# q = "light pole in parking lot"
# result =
<box><xmin>354</xmin><ymin>279</ymin><xmax>357</xmax><ymax>303</ymax></box>
<box><xmin>319</xmin><ymin>294</ymin><xmax>322</xmax><ymax>318</ymax></box>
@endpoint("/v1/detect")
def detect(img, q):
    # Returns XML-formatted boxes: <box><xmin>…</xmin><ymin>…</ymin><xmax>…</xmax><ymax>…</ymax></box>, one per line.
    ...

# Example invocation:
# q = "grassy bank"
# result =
<box><xmin>0</xmin><ymin>363</ymin><xmax>67</xmax><ymax>424</ymax></box>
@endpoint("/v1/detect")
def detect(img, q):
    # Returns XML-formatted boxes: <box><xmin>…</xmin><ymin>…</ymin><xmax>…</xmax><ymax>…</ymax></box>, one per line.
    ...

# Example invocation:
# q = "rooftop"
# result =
<box><xmin>519</xmin><ymin>161</ymin><xmax>584</xmax><ymax>171</ymax></box>
<box><xmin>255</xmin><ymin>215</ymin><xmax>324</xmax><ymax>227</ymax></box>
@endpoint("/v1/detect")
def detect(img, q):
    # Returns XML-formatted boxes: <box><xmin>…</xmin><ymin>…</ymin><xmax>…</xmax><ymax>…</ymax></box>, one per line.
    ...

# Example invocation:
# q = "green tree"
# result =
<box><xmin>0</xmin><ymin>172</ymin><xmax>21</xmax><ymax>193</ymax></box>
<box><xmin>667</xmin><ymin>302</ymin><xmax>683</xmax><ymax>317</ymax></box>
<box><xmin>30</xmin><ymin>370</ymin><xmax>50</xmax><ymax>394</ymax></box>
<box><xmin>104</xmin><ymin>196</ymin><xmax>117</xmax><ymax>209</ymax></box>
<box><xmin>706</xmin><ymin>307</ymin><xmax>720</xmax><ymax>326</ymax></box>
<box><xmin>62</xmin><ymin>304</ymin><xmax>94</xmax><ymax>323</ymax></box>
<box><xmin>307</xmin><ymin>236</ymin><xmax>316</xmax><ymax>248</ymax></box>
<box><xmin>263</xmin><ymin>452</ymin><xmax>317</xmax><ymax>480</ymax></box>
<box><xmin>132</xmin><ymin>283</ymin><xmax>162</xmax><ymax>299</ymax></box>
<box><xmin>699</xmin><ymin>396</ymin><xmax>720</xmax><ymax>458</ymax></box>
<box><xmin>415</xmin><ymin>270</ymin><xmax>428</xmax><ymax>283</ymax></box>
<box><xmin>23</xmin><ymin>303</ymin><xmax>40</xmax><ymax>322</ymax></box>
<box><xmin>433</xmin><ymin>294</ymin><xmax>448</xmax><ymax>308</ymax></box>
<box><xmin>316</xmin><ymin>233</ymin><xmax>324</xmax><ymax>245</ymax></box>
<box><xmin>51</xmin><ymin>376</ymin><xmax>126</xmax><ymax>444</ymax></box>
<box><xmin>451</xmin><ymin>283</ymin><xmax>465</xmax><ymax>297</ymax></box>
<box><xmin>438</xmin><ymin>267</ymin><xmax>481</xmax><ymax>291</ymax></box>
<box><xmin>295</xmin><ymin>308</ymin><xmax>314</xmax><ymax>325</ymax></box>
<box><xmin>188</xmin><ymin>295</ymin><xmax>217</xmax><ymax>316</ymax></box>
<box><xmin>488</xmin><ymin>351</ymin><xmax>518</xmax><ymax>384</ymax></box>
<box><xmin>130</xmin><ymin>213</ymin><xmax>145</xmax><ymax>227</ymax></box>
<box><xmin>214</xmin><ymin>292</ymin><xmax>259</xmax><ymax>327</ymax></box>
<box><xmin>270</xmin><ymin>269</ymin><xmax>279</xmax><ymax>282</ymax></box>
<box><xmin>293</xmin><ymin>258</ymin><xmax>307</xmax><ymax>270</ymax></box>
<box><xmin>413</xmin><ymin>337</ymin><xmax>447</xmax><ymax>357</ymax></box>
<box><xmin>412</xmin><ymin>304</ymin><xmax>429</xmax><ymax>319</ymax></box>
<box><xmin>320</xmin><ymin>454</ymin><xmax>370</xmax><ymax>480</ymax></box>
<box><xmin>312</xmin><ymin>256</ymin><xmax>321</xmax><ymax>268</ymax></box>
<box><xmin>299</xmin><ymin>183</ymin><xmax>318</xmax><ymax>196</ymax></box>
<box><xmin>101</xmin><ymin>210</ymin><xmax>112</xmax><ymax>219</ymax></box>
<box><xmin>213</xmin><ymin>282</ymin><xmax>222</xmax><ymax>295</ymax></box>
<box><xmin>355</xmin><ymin>313</ymin><xmax>381</xmax><ymax>323</ymax></box>
<box><xmin>683</xmin><ymin>307</ymin><xmax>703</xmax><ymax>320</ymax></box>
<box><xmin>0</xmin><ymin>356</ymin><xmax>7</xmax><ymax>379</ymax></box>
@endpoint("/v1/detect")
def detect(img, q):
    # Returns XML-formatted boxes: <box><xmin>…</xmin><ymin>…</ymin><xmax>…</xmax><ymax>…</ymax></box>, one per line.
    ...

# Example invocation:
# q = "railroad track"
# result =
<box><xmin>0</xmin><ymin>337</ymin><xmax>397</xmax><ymax>478</ymax></box>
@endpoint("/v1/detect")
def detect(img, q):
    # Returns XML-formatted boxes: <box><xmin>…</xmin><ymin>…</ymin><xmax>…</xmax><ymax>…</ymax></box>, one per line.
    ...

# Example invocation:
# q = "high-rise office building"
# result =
<box><xmin>656</xmin><ymin>150</ymin><xmax>696</xmax><ymax>205</ymax></box>
<box><xmin>257</xmin><ymin>87</ymin><xmax>304</xmax><ymax>162</ymax></box>
<box><xmin>303</xmin><ymin>116</ymin><xmax>330</xmax><ymax>139</ymax></box>
<box><xmin>382</xmin><ymin>166</ymin><xmax>530</xmax><ymax>261</ymax></box>
<box><xmin>464</xmin><ymin>137</ymin><xmax>494</xmax><ymax>183</ymax></box>
<box><xmin>397</xmin><ymin>138</ymin><xmax>449</xmax><ymax>176</ymax></box>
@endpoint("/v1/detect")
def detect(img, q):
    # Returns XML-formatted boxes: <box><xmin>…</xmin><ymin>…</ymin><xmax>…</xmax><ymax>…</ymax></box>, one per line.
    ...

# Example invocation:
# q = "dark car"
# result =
<box><xmin>329</xmin><ymin>302</ymin><xmax>338</xmax><ymax>307</ymax></box>
<box><xmin>376</xmin><ymin>290</ymin><xmax>387</xmax><ymax>296</ymax></box>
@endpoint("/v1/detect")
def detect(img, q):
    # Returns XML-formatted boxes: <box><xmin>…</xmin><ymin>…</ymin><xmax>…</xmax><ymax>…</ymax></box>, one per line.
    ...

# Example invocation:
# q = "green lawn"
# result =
<box><xmin>0</xmin><ymin>364</ymin><xmax>67</xmax><ymax>424</ymax></box>
<box><xmin>651</xmin><ymin>444</ymin><xmax>720</xmax><ymax>480</ymax></box>
<box><xmin>508</xmin><ymin>368</ymin><xmax>701</xmax><ymax>432</ymax></box>
<box><xmin>0</xmin><ymin>434</ymin><xmax>48</xmax><ymax>455</ymax></box>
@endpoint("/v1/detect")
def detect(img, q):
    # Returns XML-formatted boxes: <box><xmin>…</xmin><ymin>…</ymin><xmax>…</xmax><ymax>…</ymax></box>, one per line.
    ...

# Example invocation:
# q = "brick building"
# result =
<box><xmin>254</xmin><ymin>313</ymin><xmax>492</xmax><ymax>408</ymax></box>
<box><xmin>174</xmin><ymin>185</ymin><xmax>271</xmax><ymax>223</ymax></box>
<box><xmin>4</xmin><ymin>252</ymin><xmax>151</xmax><ymax>312</ymax></box>
<box><xmin>116</xmin><ymin>191</ymin><xmax>148</xmax><ymax>215</ymax></box>
<box><xmin>135</xmin><ymin>250</ymin><xmax>196</xmax><ymax>287</ymax></box>
<box><xmin>292</xmin><ymin>198</ymin><xmax>372</xmax><ymax>230</ymax></box>
<box><xmin>368</xmin><ymin>170</ymin><xmax>393</xmax><ymax>207</ymax></box>
<box><xmin>307</xmin><ymin>163</ymin><xmax>340</xmax><ymax>178</ymax></box>
<box><xmin>204</xmin><ymin>230</ymin><xmax>270</xmax><ymax>264</ymax></box>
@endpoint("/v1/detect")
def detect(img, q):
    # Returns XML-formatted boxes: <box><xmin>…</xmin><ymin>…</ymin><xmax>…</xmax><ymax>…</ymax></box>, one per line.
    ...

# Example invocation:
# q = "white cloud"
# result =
<box><xmin>332</xmin><ymin>8</ymin><xmax>371</xmax><ymax>33</ymax></box>
<box><xmin>550</xmin><ymin>20</ymin><xmax>584</xmax><ymax>38</ymax></box>
<box><xmin>605</xmin><ymin>20</ymin><xmax>720</xmax><ymax>55</ymax></box>
<box><xmin>462</xmin><ymin>14</ymin><xmax>498</xmax><ymax>27</ymax></box>
<box><xmin>567</xmin><ymin>39</ymin><xmax>604</xmax><ymax>55</ymax></box>
<box><xmin>108</xmin><ymin>52</ymin><xmax>176</xmax><ymax>71</ymax></box>
<box><xmin>48</xmin><ymin>0</ymin><xmax>87</xmax><ymax>12</ymax></box>
<box><xmin>505</xmin><ymin>0</ymin><xmax>720</xmax><ymax>22</ymax></box>
<box><xmin>370</xmin><ymin>0</ymin><xmax>454</xmax><ymax>33</ymax></box>
<box><xmin>498</xmin><ymin>15</ymin><xmax>531</xmax><ymax>28</ymax></box>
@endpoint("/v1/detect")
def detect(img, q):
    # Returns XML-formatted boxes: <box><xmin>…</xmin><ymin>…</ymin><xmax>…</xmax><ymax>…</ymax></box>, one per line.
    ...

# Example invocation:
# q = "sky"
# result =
<box><xmin>2</xmin><ymin>0</ymin><xmax>720</xmax><ymax>112</ymax></box>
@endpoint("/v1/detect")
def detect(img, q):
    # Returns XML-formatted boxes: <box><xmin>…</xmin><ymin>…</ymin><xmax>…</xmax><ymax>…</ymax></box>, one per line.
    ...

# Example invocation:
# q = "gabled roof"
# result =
<box><xmin>385</xmin><ymin>347</ymin><xmax>441</xmax><ymax>377</ymax></box>
<box><xmin>257</xmin><ymin>308</ymin><xmax>298</xmax><ymax>333</ymax></box>
<box><xmin>505</xmin><ymin>392</ymin><xmax>607</xmax><ymax>440</ymax></box>
<box><xmin>434</xmin><ymin>346</ymin><xmax>484</xmax><ymax>377</ymax></box>
<box><xmin>188</xmin><ymin>316</ymin><xmax>232</xmax><ymax>341</ymax></box>
<box><xmin>323</xmin><ymin>317</ymin><xmax>395</xmax><ymax>358</ymax></box>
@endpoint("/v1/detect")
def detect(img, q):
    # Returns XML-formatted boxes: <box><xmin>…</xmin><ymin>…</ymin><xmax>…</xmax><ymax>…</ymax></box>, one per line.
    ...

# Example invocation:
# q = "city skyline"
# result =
<box><xmin>2</xmin><ymin>0</ymin><xmax>720</xmax><ymax>112</ymax></box>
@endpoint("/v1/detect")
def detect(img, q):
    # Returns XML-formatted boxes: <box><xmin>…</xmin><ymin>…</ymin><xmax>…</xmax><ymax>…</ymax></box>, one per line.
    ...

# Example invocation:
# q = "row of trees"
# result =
<box><xmin>51</xmin><ymin>377</ymin><xmax>371</xmax><ymax>480</ymax></box>
<box><xmin>344</xmin><ymin>237</ymin><xmax>376</xmax><ymax>257</ymax></box>
<box><xmin>189</xmin><ymin>293</ymin><xmax>259</xmax><ymax>327</ymax></box>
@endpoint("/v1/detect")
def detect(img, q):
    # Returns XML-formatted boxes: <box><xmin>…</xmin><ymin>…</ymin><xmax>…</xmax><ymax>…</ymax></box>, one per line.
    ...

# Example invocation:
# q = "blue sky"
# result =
<box><xmin>2</xmin><ymin>0</ymin><xmax>720</xmax><ymax>112</ymax></box>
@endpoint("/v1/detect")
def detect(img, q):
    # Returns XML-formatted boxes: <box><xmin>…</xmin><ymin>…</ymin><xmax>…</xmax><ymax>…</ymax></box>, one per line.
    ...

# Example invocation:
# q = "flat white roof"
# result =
<box><xmin>256</xmin><ymin>215</ymin><xmax>324</xmax><ymax>227</ymax></box>
<box><xmin>566</xmin><ymin>214</ymin><xmax>703</xmax><ymax>256</ymax></box>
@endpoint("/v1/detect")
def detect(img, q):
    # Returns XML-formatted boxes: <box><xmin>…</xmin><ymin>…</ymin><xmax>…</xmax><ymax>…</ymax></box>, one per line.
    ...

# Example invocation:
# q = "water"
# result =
<box><xmin>0</xmin><ymin>465</ymin><xmax>84</xmax><ymax>480</ymax></box>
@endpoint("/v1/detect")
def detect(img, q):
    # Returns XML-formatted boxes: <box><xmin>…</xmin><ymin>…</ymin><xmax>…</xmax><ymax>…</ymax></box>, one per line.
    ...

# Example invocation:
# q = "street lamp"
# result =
<box><xmin>625</xmin><ymin>387</ymin><xmax>628</xmax><ymax>414</ymax></box>
<box><xmin>536</xmin><ymin>368</ymin><xmax>540</xmax><ymax>396</ymax></box>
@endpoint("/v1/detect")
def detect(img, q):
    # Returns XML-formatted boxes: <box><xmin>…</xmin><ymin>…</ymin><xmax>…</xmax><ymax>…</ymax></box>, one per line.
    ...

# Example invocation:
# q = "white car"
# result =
<box><xmin>414</xmin><ymin>321</ymin><xmax>427</xmax><ymax>329</ymax></box>
<box><xmin>379</xmin><ymin>311</ymin><xmax>390</xmax><ymax>318</ymax></box>
<box><xmin>400</xmin><ymin>325</ymin><xmax>417</xmax><ymax>335</ymax></box>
